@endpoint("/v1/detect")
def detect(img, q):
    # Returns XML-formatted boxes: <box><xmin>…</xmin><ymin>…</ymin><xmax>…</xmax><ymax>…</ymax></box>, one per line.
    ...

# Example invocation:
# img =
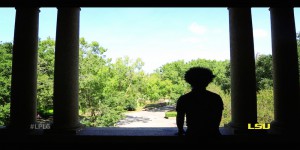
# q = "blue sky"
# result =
<box><xmin>1</xmin><ymin>8</ymin><xmax>299</xmax><ymax>73</ymax></box>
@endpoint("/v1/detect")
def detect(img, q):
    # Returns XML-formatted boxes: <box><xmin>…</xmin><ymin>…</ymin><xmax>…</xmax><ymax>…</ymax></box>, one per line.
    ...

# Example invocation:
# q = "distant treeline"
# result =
<box><xmin>0</xmin><ymin>32</ymin><xmax>299</xmax><ymax>126</ymax></box>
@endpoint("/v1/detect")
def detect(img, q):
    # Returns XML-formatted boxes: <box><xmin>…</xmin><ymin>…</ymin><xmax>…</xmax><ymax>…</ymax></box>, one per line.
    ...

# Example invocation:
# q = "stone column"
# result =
<box><xmin>52</xmin><ymin>7</ymin><xmax>82</xmax><ymax>132</ymax></box>
<box><xmin>227</xmin><ymin>8</ymin><xmax>257</xmax><ymax>133</ymax></box>
<box><xmin>9</xmin><ymin>7</ymin><xmax>40</xmax><ymax>130</ymax></box>
<box><xmin>269</xmin><ymin>7</ymin><xmax>300</xmax><ymax>135</ymax></box>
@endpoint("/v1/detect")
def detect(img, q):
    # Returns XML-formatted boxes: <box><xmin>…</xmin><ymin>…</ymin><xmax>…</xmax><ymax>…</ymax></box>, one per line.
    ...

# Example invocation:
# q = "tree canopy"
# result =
<box><xmin>1</xmin><ymin>31</ymin><xmax>299</xmax><ymax>126</ymax></box>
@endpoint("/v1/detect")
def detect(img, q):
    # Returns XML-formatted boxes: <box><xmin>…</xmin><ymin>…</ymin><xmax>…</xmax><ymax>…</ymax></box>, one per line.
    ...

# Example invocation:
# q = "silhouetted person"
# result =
<box><xmin>176</xmin><ymin>67</ymin><xmax>224</xmax><ymax>137</ymax></box>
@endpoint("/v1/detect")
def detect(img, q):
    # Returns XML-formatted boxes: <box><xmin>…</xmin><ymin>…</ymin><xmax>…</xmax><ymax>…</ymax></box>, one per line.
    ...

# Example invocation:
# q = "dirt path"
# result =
<box><xmin>116</xmin><ymin>105</ymin><xmax>177</xmax><ymax>127</ymax></box>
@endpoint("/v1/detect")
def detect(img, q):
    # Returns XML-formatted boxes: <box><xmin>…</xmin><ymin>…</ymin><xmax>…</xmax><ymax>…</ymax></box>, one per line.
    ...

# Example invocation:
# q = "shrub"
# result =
<box><xmin>0</xmin><ymin>103</ymin><xmax>10</xmax><ymax>126</ymax></box>
<box><xmin>38</xmin><ymin>108</ymin><xmax>53</xmax><ymax>119</ymax></box>
<box><xmin>257</xmin><ymin>89</ymin><xmax>274</xmax><ymax>123</ymax></box>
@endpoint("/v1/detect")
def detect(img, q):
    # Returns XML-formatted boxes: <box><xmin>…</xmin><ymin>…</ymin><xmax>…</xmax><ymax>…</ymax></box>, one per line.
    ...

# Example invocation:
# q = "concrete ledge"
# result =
<box><xmin>77</xmin><ymin>127</ymin><xmax>234</xmax><ymax>136</ymax></box>
<box><xmin>1</xmin><ymin>126</ymin><xmax>233</xmax><ymax>136</ymax></box>
<box><xmin>0</xmin><ymin>127</ymin><xmax>298</xmax><ymax>149</ymax></box>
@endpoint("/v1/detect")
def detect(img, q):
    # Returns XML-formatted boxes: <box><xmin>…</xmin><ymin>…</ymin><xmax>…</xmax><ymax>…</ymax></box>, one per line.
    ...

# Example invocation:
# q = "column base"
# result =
<box><xmin>269</xmin><ymin>120</ymin><xmax>299</xmax><ymax>135</ymax></box>
<box><xmin>225</xmin><ymin>122</ymin><xmax>268</xmax><ymax>135</ymax></box>
<box><xmin>44</xmin><ymin>123</ymin><xmax>84</xmax><ymax>135</ymax></box>
<box><xmin>0</xmin><ymin>126</ymin><xmax>43</xmax><ymax>135</ymax></box>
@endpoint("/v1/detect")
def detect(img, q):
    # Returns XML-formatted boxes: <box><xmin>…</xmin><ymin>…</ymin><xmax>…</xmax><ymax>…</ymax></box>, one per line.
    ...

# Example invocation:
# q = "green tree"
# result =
<box><xmin>0</xmin><ymin>103</ymin><xmax>10</xmax><ymax>126</ymax></box>
<box><xmin>155</xmin><ymin>60</ymin><xmax>189</xmax><ymax>102</ymax></box>
<box><xmin>3</xmin><ymin>35</ymin><xmax>289</xmax><ymax>127</ymax></box>
<box><xmin>78</xmin><ymin>38</ymin><xmax>120</xmax><ymax>126</ymax></box>
<box><xmin>257</xmin><ymin>89</ymin><xmax>274</xmax><ymax>123</ymax></box>
<box><xmin>107</xmin><ymin>56</ymin><xmax>145</xmax><ymax>111</ymax></box>
<box><xmin>0</xmin><ymin>42</ymin><xmax>12</xmax><ymax>126</ymax></box>
<box><xmin>219</xmin><ymin>62</ymin><xmax>231</xmax><ymax>94</ymax></box>
<box><xmin>78</xmin><ymin>38</ymin><xmax>149</xmax><ymax>126</ymax></box>
<box><xmin>0</xmin><ymin>42</ymin><xmax>12</xmax><ymax>105</ymax></box>
<box><xmin>255</xmin><ymin>54</ymin><xmax>273</xmax><ymax>91</ymax></box>
<box><xmin>37</xmin><ymin>37</ymin><xmax>55</xmax><ymax>114</ymax></box>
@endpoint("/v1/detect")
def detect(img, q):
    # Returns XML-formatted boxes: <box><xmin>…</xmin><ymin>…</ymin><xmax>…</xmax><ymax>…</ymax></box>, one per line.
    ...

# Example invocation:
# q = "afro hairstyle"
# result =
<box><xmin>184</xmin><ymin>67</ymin><xmax>215</xmax><ymax>87</ymax></box>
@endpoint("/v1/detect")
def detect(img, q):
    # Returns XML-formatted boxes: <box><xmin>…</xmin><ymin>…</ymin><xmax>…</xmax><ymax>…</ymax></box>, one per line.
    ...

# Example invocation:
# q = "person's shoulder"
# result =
<box><xmin>178</xmin><ymin>92</ymin><xmax>194</xmax><ymax>101</ymax></box>
<box><xmin>179</xmin><ymin>92</ymin><xmax>191</xmax><ymax>99</ymax></box>
<box><xmin>206</xmin><ymin>90</ymin><xmax>222</xmax><ymax>99</ymax></box>
<box><xmin>207</xmin><ymin>90</ymin><xmax>224</xmax><ymax>104</ymax></box>
<box><xmin>177</xmin><ymin>93</ymin><xmax>191</xmax><ymax>108</ymax></box>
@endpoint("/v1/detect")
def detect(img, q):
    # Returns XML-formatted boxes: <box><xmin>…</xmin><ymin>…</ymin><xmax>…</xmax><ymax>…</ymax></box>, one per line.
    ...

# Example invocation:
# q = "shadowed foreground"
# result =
<box><xmin>0</xmin><ymin>127</ymin><xmax>299</xmax><ymax>149</ymax></box>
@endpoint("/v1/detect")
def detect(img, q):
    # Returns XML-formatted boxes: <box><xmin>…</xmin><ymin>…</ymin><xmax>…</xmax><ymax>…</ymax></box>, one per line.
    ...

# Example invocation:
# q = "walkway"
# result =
<box><xmin>116</xmin><ymin>105</ymin><xmax>176</xmax><ymax>127</ymax></box>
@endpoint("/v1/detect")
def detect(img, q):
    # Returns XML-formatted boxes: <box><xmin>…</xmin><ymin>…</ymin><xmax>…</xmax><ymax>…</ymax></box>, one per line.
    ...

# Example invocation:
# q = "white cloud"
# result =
<box><xmin>181</xmin><ymin>37</ymin><xmax>204</xmax><ymax>43</ymax></box>
<box><xmin>188</xmin><ymin>23</ymin><xmax>207</xmax><ymax>35</ymax></box>
<box><xmin>212</xmin><ymin>28</ymin><xmax>223</xmax><ymax>34</ymax></box>
<box><xmin>253</xmin><ymin>29</ymin><xmax>268</xmax><ymax>38</ymax></box>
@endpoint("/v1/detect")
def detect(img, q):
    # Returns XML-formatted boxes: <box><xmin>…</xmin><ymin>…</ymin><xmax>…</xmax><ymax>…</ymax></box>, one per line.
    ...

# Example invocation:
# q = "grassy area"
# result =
<box><xmin>164</xmin><ymin>111</ymin><xmax>177</xmax><ymax>119</ymax></box>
